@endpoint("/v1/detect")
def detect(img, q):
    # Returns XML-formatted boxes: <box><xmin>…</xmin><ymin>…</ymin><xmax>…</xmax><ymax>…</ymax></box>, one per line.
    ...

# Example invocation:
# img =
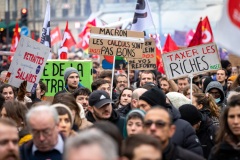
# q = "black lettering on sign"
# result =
<box><xmin>43</xmin><ymin>62</ymin><xmax>49</xmax><ymax>76</ymax></box>
<box><xmin>77</xmin><ymin>63</ymin><xmax>83</xmax><ymax>82</ymax></box>
<box><xmin>52</xmin><ymin>63</ymin><xmax>59</xmax><ymax>76</ymax></box>
<box><xmin>169</xmin><ymin>56</ymin><xmax>210</xmax><ymax>78</ymax></box>
<box><xmin>101</xmin><ymin>46</ymin><xmax>114</xmax><ymax>56</ymax></box>
<box><xmin>132</xmin><ymin>0</ymin><xmax>147</xmax><ymax>24</ymax></box>
<box><xmin>116</xmin><ymin>48</ymin><xmax>135</xmax><ymax>57</ymax></box>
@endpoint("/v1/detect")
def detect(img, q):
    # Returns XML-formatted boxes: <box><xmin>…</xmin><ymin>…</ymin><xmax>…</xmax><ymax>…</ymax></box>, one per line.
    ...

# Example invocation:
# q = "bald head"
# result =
<box><xmin>131</xmin><ymin>88</ymin><xmax>147</xmax><ymax>109</ymax></box>
<box><xmin>132</xmin><ymin>88</ymin><xmax>147</xmax><ymax>100</ymax></box>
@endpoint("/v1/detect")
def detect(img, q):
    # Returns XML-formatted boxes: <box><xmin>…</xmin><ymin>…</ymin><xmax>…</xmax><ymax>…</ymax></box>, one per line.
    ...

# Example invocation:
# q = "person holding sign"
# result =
<box><xmin>55</xmin><ymin>67</ymin><xmax>84</xmax><ymax>96</ymax></box>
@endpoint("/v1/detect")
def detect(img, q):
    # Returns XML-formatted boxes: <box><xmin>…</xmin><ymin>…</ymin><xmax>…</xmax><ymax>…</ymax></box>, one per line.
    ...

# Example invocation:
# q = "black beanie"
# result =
<box><xmin>179</xmin><ymin>104</ymin><xmax>202</xmax><ymax>125</ymax></box>
<box><xmin>139</xmin><ymin>87</ymin><xmax>166</xmax><ymax>107</ymax></box>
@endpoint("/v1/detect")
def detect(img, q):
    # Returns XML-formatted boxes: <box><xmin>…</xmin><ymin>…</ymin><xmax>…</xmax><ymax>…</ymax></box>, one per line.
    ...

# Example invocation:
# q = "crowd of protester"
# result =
<box><xmin>0</xmin><ymin>58</ymin><xmax>240</xmax><ymax>160</ymax></box>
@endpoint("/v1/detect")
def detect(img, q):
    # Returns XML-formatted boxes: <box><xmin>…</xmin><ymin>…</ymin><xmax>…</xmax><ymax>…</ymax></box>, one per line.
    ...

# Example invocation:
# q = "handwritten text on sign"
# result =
<box><xmin>128</xmin><ymin>39</ymin><xmax>156</xmax><ymax>70</ymax></box>
<box><xmin>89</xmin><ymin>27</ymin><xmax>144</xmax><ymax>58</ymax></box>
<box><xmin>41</xmin><ymin>60</ymin><xmax>93</xmax><ymax>97</ymax></box>
<box><xmin>6</xmin><ymin>36</ymin><xmax>50</xmax><ymax>92</ymax></box>
<box><xmin>162</xmin><ymin>43</ymin><xmax>221</xmax><ymax>80</ymax></box>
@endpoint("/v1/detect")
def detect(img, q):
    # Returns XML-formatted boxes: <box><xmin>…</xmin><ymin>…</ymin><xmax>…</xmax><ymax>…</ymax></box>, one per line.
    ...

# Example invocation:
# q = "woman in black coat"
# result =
<box><xmin>208</xmin><ymin>95</ymin><xmax>240</xmax><ymax>160</ymax></box>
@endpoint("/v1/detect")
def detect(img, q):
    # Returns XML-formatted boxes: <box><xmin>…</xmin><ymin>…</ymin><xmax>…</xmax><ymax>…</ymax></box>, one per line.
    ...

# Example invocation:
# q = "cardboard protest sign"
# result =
<box><xmin>5</xmin><ymin>36</ymin><xmax>50</xmax><ymax>92</ymax></box>
<box><xmin>89</xmin><ymin>27</ymin><xmax>144</xmax><ymax>58</ymax></box>
<box><xmin>41</xmin><ymin>60</ymin><xmax>92</xmax><ymax>97</ymax></box>
<box><xmin>128</xmin><ymin>39</ymin><xmax>156</xmax><ymax>70</ymax></box>
<box><xmin>228</xmin><ymin>54</ymin><xmax>240</xmax><ymax>67</ymax></box>
<box><xmin>162</xmin><ymin>43</ymin><xmax>221</xmax><ymax>80</ymax></box>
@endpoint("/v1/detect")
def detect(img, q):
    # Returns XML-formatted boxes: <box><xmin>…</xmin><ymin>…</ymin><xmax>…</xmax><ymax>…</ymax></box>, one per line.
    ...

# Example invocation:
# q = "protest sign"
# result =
<box><xmin>128</xmin><ymin>39</ymin><xmax>156</xmax><ymax>70</ymax></box>
<box><xmin>89</xmin><ymin>27</ymin><xmax>144</xmax><ymax>58</ymax></box>
<box><xmin>228</xmin><ymin>54</ymin><xmax>240</xmax><ymax>67</ymax></box>
<box><xmin>5</xmin><ymin>36</ymin><xmax>50</xmax><ymax>92</ymax></box>
<box><xmin>41</xmin><ymin>60</ymin><xmax>92</xmax><ymax>97</ymax></box>
<box><xmin>162</xmin><ymin>43</ymin><xmax>221</xmax><ymax>80</ymax></box>
<box><xmin>100</xmin><ymin>55</ymin><xmax>127</xmax><ymax>70</ymax></box>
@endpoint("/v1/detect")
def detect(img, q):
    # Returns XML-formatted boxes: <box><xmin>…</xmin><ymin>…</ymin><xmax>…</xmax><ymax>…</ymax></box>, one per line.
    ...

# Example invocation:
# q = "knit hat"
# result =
<box><xmin>51</xmin><ymin>103</ymin><xmax>74</xmax><ymax>126</ymax></box>
<box><xmin>228</xmin><ymin>75</ymin><xmax>237</xmax><ymax>82</ymax></box>
<box><xmin>126</xmin><ymin>109</ymin><xmax>146</xmax><ymax>122</ymax></box>
<box><xmin>139</xmin><ymin>87</ymin><xmax>166</xmax><ymax>107</ymax></box>
<box><xmin>179</xmin><ymin>104</ymin><xmax>202</xmax><ymax>125</ymax></box>
<box><xmin>166</xmin><ymin>92</ymin><xmax>191</xmax><ymax>109</ymax></box>
<box><xmin>64</xmin><ymin>67</ymin><xmax>79</xmax><ymax>82</ymax></box>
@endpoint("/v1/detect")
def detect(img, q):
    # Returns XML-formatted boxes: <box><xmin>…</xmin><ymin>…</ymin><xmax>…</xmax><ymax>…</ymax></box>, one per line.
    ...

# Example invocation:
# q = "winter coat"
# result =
<box><xmin>168</xmin><ymin>104</ymin><xmax>204</xmax><ymax>156</ymax></box>
<box><xmin>18</xmin><ymin>128</ymin><xmax>32</xmax><ymax>146</ymax></box>
<box><xmin>86</xmin><ymin>109</ymin><xmax>125</xmax><ymax>137</ymax></box>
<box><xmin>208</xmin><ymin>141</ymin><xmax>240</xmax><ymax>160</ymax></box>
<box><xmin>163</xmin><ymin>142</ymin><xmax>205</xmax><ymax>160</ymax></box>
<box><xmin>116</xmin><ymin>103</ymin><xmax>132</xmax><ymax>117</ymax></box>
<box><xmin>205</xmin><ymin>81</ymin><xmax>226</xmax><ymax>110</ymax></box>
<box><xmin>197</xmin><ymin>114</ymin><xmax>218</xmax><ymax>159</ymax></box>
<box><xmin>200</xmin><ymin>109</ymin><xmax>219</xmax><ymax>126</ymax></box>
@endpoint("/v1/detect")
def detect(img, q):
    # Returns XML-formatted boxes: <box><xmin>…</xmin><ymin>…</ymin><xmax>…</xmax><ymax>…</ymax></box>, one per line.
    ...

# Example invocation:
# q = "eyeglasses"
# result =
<box><xmin>117</xmin><ymin>81</ymin><xmax>127</xmax><ymax>83</ymax></box>
<box><xmin>31</xmin><ymin>125</ymin><xmax>55</xmax><ymax>137</ymax></box>
<box><xmin>144</xmin><ymin>120</ymin><xmax>169</xmax><ymax>128</ymax></box>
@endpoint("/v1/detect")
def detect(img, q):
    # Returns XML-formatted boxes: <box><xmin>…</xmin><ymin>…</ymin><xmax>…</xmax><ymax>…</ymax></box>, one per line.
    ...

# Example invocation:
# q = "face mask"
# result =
<box><xmin>215</xmin><ymin>98</ymin><xmax>221</xmax><ymax>103</ymax></box>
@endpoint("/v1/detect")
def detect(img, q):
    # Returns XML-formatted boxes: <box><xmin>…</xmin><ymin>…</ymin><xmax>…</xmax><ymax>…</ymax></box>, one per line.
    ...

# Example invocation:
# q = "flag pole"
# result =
<box><xmin>110</xmin><ymin>56</ymin><xmax>116</xmax><ymax>99</ymax></box>
<box><xmin>189</xmin><ymin>74</ymin><xmax>193</xmax><ymax>104</ymax></box>
<box><xmin>127</xmin><ymin>62</ymin><xmax>130</xmax><ymax>87</ymax></box>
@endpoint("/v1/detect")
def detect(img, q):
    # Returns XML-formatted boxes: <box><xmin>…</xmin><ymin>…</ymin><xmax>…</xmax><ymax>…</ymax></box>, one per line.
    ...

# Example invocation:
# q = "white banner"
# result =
<box><xmin>162</xmin><ymin>43</ymin><xmax>221</xmax><ymax>80</ymax></box>
<box><xmin>6</xmin><ymin>36</ymin><xmax>51</xmax><ymax>92</ymax></box>
<box><xmin>215</xmin><ymin>0</ymin><xmax>240</xmax><ymax>56</ymax></box>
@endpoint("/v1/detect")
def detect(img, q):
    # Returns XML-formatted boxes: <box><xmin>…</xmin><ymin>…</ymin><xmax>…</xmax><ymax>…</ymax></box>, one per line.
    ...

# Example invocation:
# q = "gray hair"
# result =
<box><xmin>26</xmin><ymin>105</ymin><xmax>59</xmax><ymax>127</ymax></box>
<box><xmin>64</xmin><ymin>129</ymin><xmax>118</xmax><ymax>160</ymax></box>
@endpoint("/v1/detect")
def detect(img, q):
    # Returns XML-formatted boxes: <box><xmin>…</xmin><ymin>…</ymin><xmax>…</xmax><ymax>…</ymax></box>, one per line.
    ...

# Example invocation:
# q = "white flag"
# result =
<box><xmin>131</xmin><ymin>0</ymin><xmax>155</xmax><ymax>32</ymax></box>
<box><xmin>40</xmin><ymin>0</ymin><xmax>51</xmax><ymax>58</ymax></box>
<box><xmin>215</xmin><ymin>0</ymin><xmax>240</xmax><ymax>56</ymax></box>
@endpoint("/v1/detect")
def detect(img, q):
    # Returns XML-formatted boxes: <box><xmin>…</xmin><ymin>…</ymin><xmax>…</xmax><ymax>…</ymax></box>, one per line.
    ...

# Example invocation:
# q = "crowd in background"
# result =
<box><xmin>0</xmin><ymin>56</ymin><xmax>240</xmax><ymax>160</ymax></box>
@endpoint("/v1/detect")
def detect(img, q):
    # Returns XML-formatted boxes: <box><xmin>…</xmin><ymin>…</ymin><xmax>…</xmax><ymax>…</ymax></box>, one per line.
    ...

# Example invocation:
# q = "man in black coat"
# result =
<box><xmin>138</xmin><ymin>87</ymin><xmax>203</xmax><ymax>156</ymax></box>
<box><xmin>86</xmin><ymin>90</ymin><xmax>125</xmax><ymax>137</ymax></box>
<box><xmin>179</xmin><ymin>104</ymin><xmax>218</xmax><ymax>158</ymax></box>
<box><xmin>144</xmin><ymin>107</ymin><xmax>205</xmax><ymax>160</ymax></box>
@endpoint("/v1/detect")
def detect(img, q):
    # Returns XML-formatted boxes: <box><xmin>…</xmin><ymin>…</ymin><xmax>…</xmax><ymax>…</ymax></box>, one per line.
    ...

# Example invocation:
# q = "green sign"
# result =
<box><xmin>41</xmin><ymin>60</ymin><xmax>93</xmax><ymax>96</ymax></box>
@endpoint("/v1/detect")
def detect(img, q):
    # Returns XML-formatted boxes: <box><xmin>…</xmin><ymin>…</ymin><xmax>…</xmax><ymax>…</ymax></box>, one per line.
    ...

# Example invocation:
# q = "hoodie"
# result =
<box><xmin>205</xmin><ymin>81</ymin><xmax>226</xmax><ymax>110</ymax></box>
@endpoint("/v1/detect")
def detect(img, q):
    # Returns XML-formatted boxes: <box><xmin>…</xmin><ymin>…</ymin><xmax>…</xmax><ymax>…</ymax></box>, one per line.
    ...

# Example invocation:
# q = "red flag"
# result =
<box><xmin>188</xmin><ymin>16</ymin><xmax>214</xmax><ymax>47</ymax></box>
<box><xmin>202</xmin><ymin>16</ymin><xmax>214</xmax><ymax>43</ymax></box>
<box><xmin>76</xmin><ymin>19</ymin><xmax>96</xmax><ymax>52</ymax></box>
<box><xmin>163</xmin><ymin>34</ymin><xmax>178</xmax><ymax>52</ymax></box>
<box><xmin>10</xmin><ymin>22</ymin><xmax>20</xmax><ymax>52</ymax></box>
<box><xmin>188</xmin><ymin>18</ymin><xmax>202</xmax><ymax>47</ymax></box>
<box><xmin>51</xmin><ymin>26</ymin><xmax>61</xmax><ymax>46</ymax></box>
<box><xmin>58</xmin><ymin>21</ymin><xmax>76</xmax><ymax>59</ymax></box>
<box><xmin>9</xmin><ymin>22</ymin><xmax>20</xmax><ymax>61</ymax></box>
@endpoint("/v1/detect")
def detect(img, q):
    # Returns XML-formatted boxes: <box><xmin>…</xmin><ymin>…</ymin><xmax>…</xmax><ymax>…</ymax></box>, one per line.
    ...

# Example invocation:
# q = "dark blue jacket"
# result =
<box><xmin>168</xmin><ymin>104</ymin><xmax>203</xmax><ymax>156</ymax></box>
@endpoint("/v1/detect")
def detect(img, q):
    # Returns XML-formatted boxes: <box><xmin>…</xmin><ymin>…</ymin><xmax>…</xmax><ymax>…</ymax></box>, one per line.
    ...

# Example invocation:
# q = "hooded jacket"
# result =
<box><xmin>168</xmin><ymin>104</ymin><xmax>203</xmax><ymax>156</ymax></box>
<box><xmin>205</xmin><ymin>81</ymin><xmax>226</xmax><ymax>110</ymax></box>
<box><xmin>86</xmin><ymin>109</ymin><xmax>125</xmax><ymax>137</ymax></box>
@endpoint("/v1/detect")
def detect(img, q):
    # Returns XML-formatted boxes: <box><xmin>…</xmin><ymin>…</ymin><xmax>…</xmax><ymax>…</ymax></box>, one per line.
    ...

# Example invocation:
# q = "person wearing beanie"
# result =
<box><xmin>179</xmin><ymin>104</ymin><xmax>218</xmax><ymax>159</ymax></box>
<box><xmin>125</xmin><ymin>109</ymin><xmax>146</xmax><ymax>137</ymax></box>
<box><xmin>166</xmin><ymin>92</ymin><xmax>191</xmax><ymax>109</ymax></box>
<box><xmin>138</xmin><ymin>87</ymin><xmax>203</xmax><ymax>156</ymax></box>
<box><xmin>51</xmin><ymin>103</ymin><xmax>77</xmax><ymax>138</ymax></box>
<box><xmin>55</xmin><ymin>67</ymin><xmax>84</xmax><ymax>96</ymax></box>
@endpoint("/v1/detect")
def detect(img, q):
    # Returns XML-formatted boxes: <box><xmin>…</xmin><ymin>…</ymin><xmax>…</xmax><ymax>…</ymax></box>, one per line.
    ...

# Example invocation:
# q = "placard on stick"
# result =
<box><xmin>5</xmin><ymin>36</ymin><xmax>50</xmax><ymax>92</ymax></box>
<box><xmin>162</xmin><ymin>43</ymin><xmax>221</xmax><ymax>80</ymax></box>
<box><xmin>41</xmin><ymin>60</ymin><xmax>93</xmax><ymax>97</ymax></box>
<box><xmin>128</xmin><ymin>39</ymin><xmax>156</xmax><ymax>70</ymax></box>
<box><xmin>89</xmin><ymin>27</ymin><xmax>144</xmax><ymax>58</ymax></box>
